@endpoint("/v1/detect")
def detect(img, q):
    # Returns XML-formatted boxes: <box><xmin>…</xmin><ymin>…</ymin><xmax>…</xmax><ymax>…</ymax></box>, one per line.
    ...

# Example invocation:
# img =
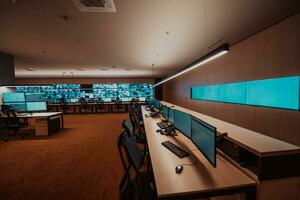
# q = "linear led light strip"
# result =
<box><xmin>153</xmin><ymin>44</ymin><xmax>229</xmax><ymax>88</ymax></box>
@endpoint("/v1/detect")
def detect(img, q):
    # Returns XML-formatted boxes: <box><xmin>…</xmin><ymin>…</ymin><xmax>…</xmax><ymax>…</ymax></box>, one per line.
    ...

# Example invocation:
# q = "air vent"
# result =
<box><xmin>24</xmin><ymin>67</ymin><xmax>37</xmax><ymax>72</ymax></box>
<box><xmin>73</xmin><ymin>0</ymin><xmax>116</xmax><ymax>12</ymax></box>
<box><xmin>75</xmin><ymin>67</ymin><xmax>87</xmax><ymax>71</ymax></box>
<box><xmin>0</xmin><ymin>0</ymin><xmax>16</xmax><ymax>3</ymax></box>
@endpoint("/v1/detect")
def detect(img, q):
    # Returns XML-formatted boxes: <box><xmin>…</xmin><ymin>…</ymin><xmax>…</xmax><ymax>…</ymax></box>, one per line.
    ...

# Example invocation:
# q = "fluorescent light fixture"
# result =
<box><xmin>153</xmin><ymin>44</ymin><xmax>229</xmax><ymax>87</ymax></box>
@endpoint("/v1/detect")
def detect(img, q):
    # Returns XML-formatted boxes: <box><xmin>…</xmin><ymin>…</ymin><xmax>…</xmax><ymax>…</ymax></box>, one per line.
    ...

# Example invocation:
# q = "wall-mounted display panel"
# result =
<box><xmin>191</xmin><ymin>76</ymin><xmax>300</xmax><ymax>110</ymax></box>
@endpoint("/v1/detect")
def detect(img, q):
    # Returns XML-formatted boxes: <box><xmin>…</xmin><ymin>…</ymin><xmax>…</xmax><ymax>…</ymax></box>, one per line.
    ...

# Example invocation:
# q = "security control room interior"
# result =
<box><xmin>0</xmin><ymin>1</ymin><xmax>300</xmax><ymax>200</ymax></box>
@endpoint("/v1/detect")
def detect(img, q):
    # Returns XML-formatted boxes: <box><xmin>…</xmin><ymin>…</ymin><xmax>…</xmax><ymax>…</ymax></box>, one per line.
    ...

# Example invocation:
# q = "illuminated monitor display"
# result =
<box><xmin>154</xmin><ymin>100</ymin><xmax>161</xmax><ymax>110</ymax></box>
<box><xmin>4</xmin><ymin>103</ymin><xmax>27</xmax><ymax>112</ymax></box>
<box><xmin>121</xmin><ymin>97</ymin><xmax>130</xmax><ymax>102</ymax></box>
<box><xmin>168</xmin><ymin>108</ymin><xmax>174</xmax><ymax>123</ymax></box>
<box><xmin>26</xmin><ymin>102</ymin><xmax>47</xmax><ymax>112</ymax></box>
<box><xmin>103</xmin><ymin>98</ymin><xmax>111</xmax><ymax>102</ymax></box>
<box><xmin>162</xmin><ymin>105</ymin><xmax>169</xmax><ymax>119</ymax></box>
<box><xmin>191</xmin><ymin>117</ymin><xmax>216</xmax><ymax>167</ymax></box>
<box><xmin>174</xmin><ymin>109</ymin><xmax>192</xmax><ymax>138</ymax></box>
<box><xmin>3</xmin><ymin>93</ymin><xmax>25</xmax><ymax>103</ymax></box>
<box><xmin>191</xmin><ymin>76</ymin><xmax>300</xmax><ymax>110</ymax></box>
<box><xmin>219</xmin><ymin>82</ymin><xmax>246</xmax><ymax>104</ymax></box>
<box><xmin>25</xmin><ymin>93</ymin><xmax>45</xmax><ymax>102</ymax></box>
<box><xmin>246</xmin><ymin>76</ymin><xmax>300</xmax><ymax>110</ymax></box>
<box><xmin>139</xmin><ymin>97</ymin><xmax>146</xmax><ymax>102</ymax></box>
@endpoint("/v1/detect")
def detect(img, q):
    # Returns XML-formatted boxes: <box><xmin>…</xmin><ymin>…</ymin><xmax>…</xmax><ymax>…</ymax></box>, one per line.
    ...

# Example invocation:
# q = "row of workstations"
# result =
<box><xmin>47</xmin><ymin>101</ymin><xmax>146</xmax><ymax>113</ymax></box>
<box><xmin>144</xmin><ymin>100</ymin><xmax>300</xmax><ymax>200</ymax></box>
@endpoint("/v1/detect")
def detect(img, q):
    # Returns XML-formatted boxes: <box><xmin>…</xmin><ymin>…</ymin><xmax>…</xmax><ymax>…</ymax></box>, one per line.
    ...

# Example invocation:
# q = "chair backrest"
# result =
<box><xmin>123</xmin><ymin>131</ymin><xmax>144</xmax><ymax>173</ymax></box>
<box><xmin>117</xmin><ymin>131</ymin><xmax>132</xmax><ymax>174</ymax></box>
<box><xmin>122</xmin><ymin>120</ymin><xmax>134</xmax><ymax>137</ymax></box>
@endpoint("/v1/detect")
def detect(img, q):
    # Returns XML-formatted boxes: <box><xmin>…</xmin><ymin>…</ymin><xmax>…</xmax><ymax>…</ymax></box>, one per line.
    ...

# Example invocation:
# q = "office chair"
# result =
<box><xmin>122</xmin><ymin>131</ymin><xmax>156</xmax><ymax>200</ymax></box>
<box><xmin>80</xmin><ymin>101</ymin><xmax>91</xmax><ymax>113</ymax></box>
<box><xmin>60</xmin><ymin>101</ymin><xmax>71</xmax><ymax>114</ymax></box>
<box><xmin>0</xmin><ymin>109</ymin><xmax>24</xmax><ymax>142</ymax></box>
<box><xmin>129</xmin><ymin>111</ymin><xmax>147</xmax><ymax>145</ymax></box>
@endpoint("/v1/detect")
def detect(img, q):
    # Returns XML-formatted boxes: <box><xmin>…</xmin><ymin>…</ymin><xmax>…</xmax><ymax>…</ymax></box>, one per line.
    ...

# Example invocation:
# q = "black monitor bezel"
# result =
<box><xmin>190</xmin><ymin>116</ymin><xmax>217</xmax><ymax>168</ymax></box>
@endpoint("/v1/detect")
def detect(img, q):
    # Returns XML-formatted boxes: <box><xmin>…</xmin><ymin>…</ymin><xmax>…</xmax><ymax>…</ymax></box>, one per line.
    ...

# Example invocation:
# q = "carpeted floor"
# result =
<box><xmin>0</xmin><ymin>114</ymin><xmax>127</xmax><ymax>200</ymax></box>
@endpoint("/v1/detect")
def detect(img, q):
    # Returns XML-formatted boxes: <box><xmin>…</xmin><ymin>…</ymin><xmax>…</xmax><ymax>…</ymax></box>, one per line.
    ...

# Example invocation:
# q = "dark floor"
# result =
<box><xmin>0</xmin><ymin>114</ymin><xmax>127</xmax><ymax>200</ymax></box>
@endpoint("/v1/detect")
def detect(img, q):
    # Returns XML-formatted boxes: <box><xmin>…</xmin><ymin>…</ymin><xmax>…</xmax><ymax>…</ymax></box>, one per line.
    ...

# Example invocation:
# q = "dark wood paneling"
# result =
<box><xmin>163</xmin><ymin>13</ymin><xmax>300</xmax><ymax>146</ymax></box>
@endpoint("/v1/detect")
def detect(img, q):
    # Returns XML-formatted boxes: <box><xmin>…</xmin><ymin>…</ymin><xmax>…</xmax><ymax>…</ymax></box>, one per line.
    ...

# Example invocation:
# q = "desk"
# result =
<box><xmin>17</xmin><ymin>112</ymin><xmax>64</xmax><ymax>136</ymax></box>
<box><xmin>142</xmin><ymin>107</ymin><xmax>256</xmax><ymax>199</ymax></box>
<box><xmin>47</xmin><ymin>102</ymin><xmax>145</xmax><ymax>114</ymax></box>
<box><xmin>159</xmin><ymin>101</ymin><xmax>300</xmax><ymax>200</ymax></box>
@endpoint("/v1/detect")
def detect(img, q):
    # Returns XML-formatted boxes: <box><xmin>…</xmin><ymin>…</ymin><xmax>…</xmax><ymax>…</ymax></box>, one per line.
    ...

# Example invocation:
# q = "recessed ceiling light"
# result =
<box><xmin>99</xmin><ymin>68</ymin><xmax>108</xmax><ymax>71</ymax></box>
<box><xmin>124</xmin><ymin>68</ymin><xmax>131</xmax><ymax>71</ymax></box>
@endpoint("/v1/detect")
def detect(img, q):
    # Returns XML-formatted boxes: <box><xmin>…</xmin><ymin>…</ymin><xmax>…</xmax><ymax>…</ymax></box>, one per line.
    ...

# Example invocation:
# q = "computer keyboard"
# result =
<box><xmin>161</xmin><ymin>141</ymin><xmax>189</xmax><ymax>158</ymax></box>
<box><xmin>157</xmin><ymin>121</ymin><xmax>168</xmax><ymax>129</ymax></box>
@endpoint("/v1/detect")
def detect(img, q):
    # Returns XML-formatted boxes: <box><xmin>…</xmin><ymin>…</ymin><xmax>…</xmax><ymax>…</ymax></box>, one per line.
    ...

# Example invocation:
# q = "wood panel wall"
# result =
<box><xmin>163</xmin><ymin>13</ymin><xmax>300</xmax><ymax>146</ymax></box>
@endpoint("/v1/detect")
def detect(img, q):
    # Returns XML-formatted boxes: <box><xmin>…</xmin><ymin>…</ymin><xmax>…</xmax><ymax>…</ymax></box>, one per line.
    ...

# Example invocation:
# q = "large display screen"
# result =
<box><xmin>25</xmin><ymin>93</ymin><xmax>45</xmax><ymax>102</ymax></box>
<box><xmin>16</xmin><ymin>83</ymin><xmax>153</xmax><ymax>103</ymax></box>
<box><xmin>191</xmin><ymin>76</ymin><xmax>300</xmax><ymax>110</ymax></box>
<box><xmin>191</xmin><ymin>117</ymin><xmax>216</xmax><ymax>167</ymax></box>
<box><xmin>3</xmin><ymin>93</ymin><xmax>25</xmax><ymax>103</ymax></box>
<box><xmin>246</xmin><ymin>76</ymin><xmax>300</xmax><ymax>110</ymax></box>
<box><xmin>26</xmin><ymin>102</ymin><xmax>47</xmax><ymax>112</ymax></box>
<box><xmin>174</xmin><ymin>109</ymin><xmax>192</xmax><ymax>138</ymax></box>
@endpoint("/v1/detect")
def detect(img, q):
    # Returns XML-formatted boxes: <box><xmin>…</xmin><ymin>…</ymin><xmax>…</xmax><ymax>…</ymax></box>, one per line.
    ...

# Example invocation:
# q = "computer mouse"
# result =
<box><xmin>175</xmin><ymin>165</ymin><xmax>183</xmax><ymax>174</ymax></box>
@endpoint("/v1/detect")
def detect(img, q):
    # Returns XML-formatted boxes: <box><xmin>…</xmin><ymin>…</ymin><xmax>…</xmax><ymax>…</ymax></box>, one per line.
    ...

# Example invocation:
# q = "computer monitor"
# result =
<box><xmin>121</xmin><ymin>97</ymin><xmax>130</xmax><ymax>102</ymax></box>
<box><xmin>25</xmin><ymin>93</ymin><xmax>45</xmax><ymax>102</ymax></box>
<box><xmin>4</xmin><ymin>103</ymin><xmax>27</xmax><ymax>112</ymax></box>
<box><xmin>154</xmin><ymin>100</ymin><xmax>161</xmax><ymax>110</ymax></box>
<box><xmin>103</xmin><ymin>97</ymin><xmax>111</xmax><ymax>102</ymax></box>
<box><xmin>3</xmin><ymin>93</ymin><xmax>25</xmax><ymax>103</ymax></box>
<box><xmin>26</xmin><ymin>102</ymin><xmax>47</xmax><ymax>112</ymax></box>
<box><xmin>139</xmin><ymin>97</ymin><xmax>146</xmax><ymax>102</ymax></box>
<box><xmin>162</xmin><ymin>105</ymin><xmax>169</xmax><ymax>119</ymax></box>
<box><xmin>70</xmin><ymin>98</ymin><xmax>78</xmax><ymax>103</ymax></box>
<box><xmin>168</xmin><ymin>108</ymin><xmax>174</xmax><ymax>123</ymax></box>
<box><xmin>174</xmin><ymin>109</ymin><xmax>192</xmax><ymax>138</ymax></box>
<box><xmin>191</xmin><ymin>117</ymin><xmax>217</xmax><ymax>167</ymax></box>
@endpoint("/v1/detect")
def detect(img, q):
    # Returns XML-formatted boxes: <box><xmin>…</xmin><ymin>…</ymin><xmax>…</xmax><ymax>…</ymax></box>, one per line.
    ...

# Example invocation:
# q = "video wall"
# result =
<box><xmin>191</xmin><ymin>76</ymin><xmax>300</xmax><ymax>110</ymax></box>
<box><xmin>15</xmin><ymin>83</ymin><xmax>153</xmax><ymax>103</ymax></box>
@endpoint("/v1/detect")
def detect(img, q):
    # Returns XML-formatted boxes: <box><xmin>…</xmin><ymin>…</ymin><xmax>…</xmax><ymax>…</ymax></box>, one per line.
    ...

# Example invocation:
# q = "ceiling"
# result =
<box><xmin>0</xmin><ymin>0</ymin><xmax>299</xmax><ymax>79</ymax></box>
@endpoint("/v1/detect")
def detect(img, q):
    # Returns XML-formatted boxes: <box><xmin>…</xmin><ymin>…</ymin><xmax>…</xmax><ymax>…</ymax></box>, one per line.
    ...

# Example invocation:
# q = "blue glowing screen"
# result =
<box><xmin>191</xmin><ymin>76</ymin><xmax>300</xmax><ymax>110</ymax></box>
<box><xmin>174</xmin><ymin>109</ymin><xmax>192</xmax><ymax>138</ymax></box>
<box><xmin>191</xmin><ymin>117</ymin><xmax>216</xmax><ymax>167</ymax></box>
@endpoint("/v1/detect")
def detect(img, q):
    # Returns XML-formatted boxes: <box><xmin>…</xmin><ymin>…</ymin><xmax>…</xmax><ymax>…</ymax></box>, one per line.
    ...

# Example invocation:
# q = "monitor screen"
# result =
<box><xmin>174</xmin><ymin>109</ymin><xmax>192</xmax><ymax>138</ymax></box>
<box><xmin>3</xmin><ymin>93</ymin><xmax>25</xmax><ymax>103</ymax></box>
<box><xmin>168</xmin><ymin>108</ymin><xmax>174</xmax><ymax>123</ymax></box>
<box><xmin>4</xmin><ymin>103</ymin><xmax>27</xmax><ymax>112</ymax></box>
<box><xmin>191</xmin><ymin>117</ymin><xmax>216</xmax><ymax>167</ymax></box>
<box><xmin>26</xmin><ymin>102</ymin><xmax>47</xmax><ymax>112</ymax></box>
<box><xmin>138</xmin><ymin>97</ymin><xmax>146</xmax><ymax>102</ymax></box>
<box><xmin>121</xmin><ymin>97</ymin><xmax>130</xmax><ymax>102</ymax></box>
<box><xmin>70</xmin><ymin>98</ymin><xmax>78</xmax><ymax>103</ymax></box>
<box><xmin>25</xmin><ymin>93</ymin><xmax>45</xmax><ymax>102</ymax></box>
<box><xmin>103</xmin><ymin>98</ymin><xmax>111</xmax><ymax>102</ymax></box>
<box><xmin>162</xmin><ymin>105</ymin><xmax>169</xmax><ymax>119</ymax></box>
<box><xmin>154</xmin><ymin>100</ymin><xmax>161</xmax><ymax>110</ymax></box>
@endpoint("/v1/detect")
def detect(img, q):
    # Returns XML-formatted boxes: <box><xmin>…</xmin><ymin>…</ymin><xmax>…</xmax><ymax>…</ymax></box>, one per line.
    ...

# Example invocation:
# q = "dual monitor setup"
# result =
<box><xmin>2</xmin><ymin>93</ymin><xmax>47</xmax><ymax>112</ymax></box>
<box><xmin>152</xmin><ymin>100</ymin><xmax>217</xmax><ymax>168</ymax></box>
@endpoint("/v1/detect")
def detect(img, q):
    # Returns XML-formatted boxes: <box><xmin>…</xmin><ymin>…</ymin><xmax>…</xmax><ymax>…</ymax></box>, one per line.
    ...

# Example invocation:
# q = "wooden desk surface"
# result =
<box><xmin>161</xmin><ymin>101</ymin><xmax>300</xmax><ymax>157</ymax></box>
<box><xmin>142</xmin><ymin>107</ymin><xmax>256</xmax><ymax>199</ymax></box>
<box><xmin>17</xmin><ymin>112</ymin><xmax>63</xmax><ymax>118</ymax></box>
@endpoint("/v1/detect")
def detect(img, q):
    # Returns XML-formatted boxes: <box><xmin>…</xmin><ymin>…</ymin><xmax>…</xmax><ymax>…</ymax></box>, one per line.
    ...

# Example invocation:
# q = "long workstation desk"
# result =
<box><xmin>47</xmin><ymin>101</ymin><xmax>146</xmax><ymax>113</ymax></box>
<box><xmin>142</xmin><ymin>106</ymin><xmax>257</xmax><ymax>200</ymax></box>
<box><xmin>17</xmin><ymin>112</ymin><xmax>64</xmax><ymax>136</ymax></box>
<box><xmin>152</xmin><ymin>101</ymin><xmax>300</xmax><ymax>200</ymax></box>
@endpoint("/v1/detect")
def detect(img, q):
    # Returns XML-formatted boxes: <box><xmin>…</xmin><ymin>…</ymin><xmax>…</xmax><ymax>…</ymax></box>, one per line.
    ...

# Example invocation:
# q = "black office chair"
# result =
<box><xmin>0</xmin><ymin>109</ymin><xmax>24</xmax><ymax>142</ymax></box>
<box><xmin>60</xmin><ymin>102</ymin><xmax>71</xmax><ymax>114</ymax></box>
<box><xmin>80</xmin><ymin>101</ymin><xmax>91</xmax><ymax>113</ymax></box>
<box><xmin>122</xmin><ymin>131</ymin><xmax>156</xmax><ymax>200</ymax></box>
